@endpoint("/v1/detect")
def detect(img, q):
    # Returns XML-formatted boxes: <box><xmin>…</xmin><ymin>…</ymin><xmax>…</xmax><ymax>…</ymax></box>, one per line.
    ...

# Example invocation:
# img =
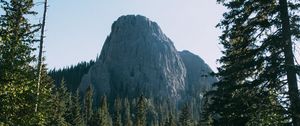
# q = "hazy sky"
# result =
<box><xmin>42</xmin><ymin>0</ymin><xmax>226</xmax><ymax>71</ymax></box>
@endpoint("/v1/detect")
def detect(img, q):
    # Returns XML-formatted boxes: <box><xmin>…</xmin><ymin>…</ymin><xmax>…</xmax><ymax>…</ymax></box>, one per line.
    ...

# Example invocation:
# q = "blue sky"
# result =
<box><xmin>40</xmin><ymin>0</ymin><xmax>226</xmax><ymax>71</ymax></box>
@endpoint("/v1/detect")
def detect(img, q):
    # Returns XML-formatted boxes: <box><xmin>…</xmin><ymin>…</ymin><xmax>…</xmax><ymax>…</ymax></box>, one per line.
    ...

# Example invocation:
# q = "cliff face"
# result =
<box><xmin>179</xmin><ymin>50</ymin><xmax>217</xmax><ymax>98</ymax></box>
<box><xmin>79</xmin><ymin>15</ymin><xmax>216</xmax><ymax>103</ymax></box>
<box><xmin>80</xmin><ymin>15</ymin><xmax>186</xmax><ymax>101</ymax></box>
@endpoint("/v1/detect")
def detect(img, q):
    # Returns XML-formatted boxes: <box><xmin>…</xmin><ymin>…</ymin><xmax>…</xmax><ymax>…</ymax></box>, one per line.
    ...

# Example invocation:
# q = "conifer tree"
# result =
<box><xmin>66</xmin><ymin>90</ymin><xmax>84</xmax><ymax>126</ymax></box>
<box><xmin>90</xmin><ymin>107</ymin><xmax>101</xmax><ymax>126</ymax></box>
<box><xmin>91</xmin><ymin>95</ymin><xmax>112</xmax><ymax>126</ymax></box>
<box><xmin>113</xmin><ymin>97</ymin><xmax>122</xmax><ymax>126</ymax></box>
<box><xmin>124</xmin><ymin>97</ymin><xmax>133</xmax><ymax>126</ymax></box>
<box><xmin>136</xmin><ymin>95</ymin><xmax>147</xmax><ymax>126</ymax></box>
<box><xmin>47</xmin><ymin>80</ymin><xmax>70</xmax><ymax>125</ymax></box>
<box><xmin>48</xmin><ymin>60</ymin><xmax>95</xmax><ymax>92</ymax></box>
<box><xmin>179</xmin><ymin>104</ymin><xmax>192</xmax><ymax>126</ymax></box>
<box><xmin>278</xmin><ymin>0</ymin><xmax>300</xmax><ymax>124</ymax></box>
<box><xmin>0</xmin><ymin>0</ymin><xmax>40</xmax><ymax>125</ymax></box>
<box><xmin>199</xmin><ymin>96</ymin><xmax>213</xmax><ymax>126</ymax></box>
<box><xmin>205</xmin><ymin>0</ymin><xmax>300</xmax><ymax>125</ymax></box>
<box><xmin>84</xmin><ymin>85</ymin><xmax>93</xmax><ymax>125</ymax></box>
<box><xmin>99</xmin><ymin>95</ymin><xmax>111</xmax><ymax>126</ymax></box>
<box><xmin>36</xmin><ymin>64</ymin><xmax>55</xmax><ymax>125</ymax></box>
<box><xmin>164</xmin><ymin>112</ymin><xmax>176</xmax><ymax>126</ymax></box>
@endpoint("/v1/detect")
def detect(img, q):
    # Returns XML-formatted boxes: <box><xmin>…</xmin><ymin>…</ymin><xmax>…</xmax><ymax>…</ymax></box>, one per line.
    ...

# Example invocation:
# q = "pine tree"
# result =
<box><xmin>204</xmin><ymin>0</ymin><xmax>300</xmax><ymax>125</ymax></box>
<box><xmin>179</xmin><ymin>104</ymin><xmax>192</xmax><ymax>126</ymax></box>
<box><xmin>91</xmin><ymin>95</ymin><xmax>111</xmax><ymax>126</ymax></box>
<box><xmin>113</xmin><ymin>97</ymin><xmax>122</xmax><ymax>126</ymax></box>
<box><xmin>136</xmin><ymin>95</ymin><xmax>147</xmax><ymax>126</ymax></box>
<box><xmin>48</xmin><ymin>60</ymin><xmax>95</xmax><ymax>92</ymax></box>
<box><xmin>90</xmin><ymin>107</ymin><xmax>101</xmax><ymax>126</ymax></box>
<box><xmin>124</xmin><ymin>97</ymin><xmax>133</xmax><ymax>126</ymax></box>
<box><xmin>66</xmin><ymin>90</ymin><xmax>84</xmax><ymax>126</ymax></box>
<box><xmin>0</xmin><ymin>0</ymin><xmax>40</xmax><ymax>125</ymax></box>
<box><xmin>35</xmin><ymin>64</ymin><xmax>55</xmax><ymax>125</ymax></box>
<box><xmin>99</xmin><ymin>95</ymin><xmax>111</xmax><ymax>126</ymax></box>
<box><xmin>84</xmin><ymin>85</ymin><xmax>93</xmax><ymax>125</ymax></box>
<box><xmin>278</xmin><ymin>0</ymin><xmax>300</xmax><ymax>124</ymax></box>
<box><xmin>47</xmin><ymin>79</ymin><xmax>70</xmax><ymax>125</ymax></box>
<box><xmin>199</xmin><ymin>96</ymin><xmax>213</xmax><ymax>126</ymax></box>
<box><xmin>164</xmin><ymin>112</ymin><xmax>176</xmax><ymax>126</ymax></box>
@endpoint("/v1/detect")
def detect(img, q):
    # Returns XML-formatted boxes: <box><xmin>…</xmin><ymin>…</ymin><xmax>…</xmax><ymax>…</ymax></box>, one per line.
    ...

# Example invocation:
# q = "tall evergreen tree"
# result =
<box><xmin>113</xmin><ymin>97</ymin><xmax>122</xmax><ymax>126</ymax></box>
<box><xmin>84</xmin><ymin>85</ymin><xmax>93</xmax><ymax>125</ymax></box>
<box><xmin>136</xmin><ymin>95</ymin><xmax>147</xmax><ymax>126</ymax></box>
<box><xmin>205</xmin><ymin>0</ymin><xmax>300</xmax><ymax>125</ymax></box>
<box><xmin>47</xmin><ymin>79</ymin><xmax>70</xmax><ymax>125</ymax></box>
<box><xmin>99</xmin><ymin>95</ymin><xmax>111</xmax><ymax>126</ymax></box>
<box><xmin>36</xmin><ymin>64</ymin><xmax>55</xmax><ymax>125</ymax></box>
<box><xmin>164</xmin><ymin>112</ymin><xmax>176</xmax><ymax>126</ymax></box>
<box><xmin>199</xmin><ymin>96</ymin><xmax>213</xmax><ymax>126</ymax></box>
<box><xmin>91</xmin><ymin>95</ymin><xmax>111</xmax><ymax>126</ymax></box>
<box><xmin>0</xmin><ymin>0</ymin><xmax>39</xmax><ymax>83</ymax></box>
<box><xmin>278</xmin><ymin>0</ymin><xmax>300</xmax><ymax>124</ymax></box>
<box><xmin>124</xmin><ymin>97</ymin><xmax>133</xmax><ymax>126</ymax></box>
<box><xmin>179</xmin><ymin>104</ymin><xmax>192</xmax><ymax>126</ymax></box>
<box><xmin>66</xmin><ymin>90</ymin><xmax>84</xmax><ymax>126</ymax></box>
<box><xmin>0</xmin><ymin>0</ymin><xmax>40</xmax><ymax>125</ymax></box>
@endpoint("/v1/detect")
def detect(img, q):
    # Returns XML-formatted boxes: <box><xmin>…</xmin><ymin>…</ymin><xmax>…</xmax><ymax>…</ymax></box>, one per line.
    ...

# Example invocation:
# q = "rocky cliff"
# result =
<box><xmin>79</xmin><ymin>15</ymin><xmax>216</xmax><ymax>103</ymax></box>
<box><xmin>179</xmin><ymin>50</ymin><xmax>217</xmax><ymax>99</ymax></box>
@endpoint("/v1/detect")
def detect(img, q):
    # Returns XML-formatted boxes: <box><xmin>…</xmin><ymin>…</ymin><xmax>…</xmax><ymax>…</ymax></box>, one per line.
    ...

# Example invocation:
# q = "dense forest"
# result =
<box><xmin>48</xmin><ymin>60</ymin><xmax>206</xmax><ymax>125</ymax></box>
<box><xmin>48</xmin><ymin>60</ymin><xmax>95</xmax><ymax>92</ymax></box>
<box><xmin>0</xmin><ymin>0</ymin><xmax>300</xmax><ymax>125</ymax></box>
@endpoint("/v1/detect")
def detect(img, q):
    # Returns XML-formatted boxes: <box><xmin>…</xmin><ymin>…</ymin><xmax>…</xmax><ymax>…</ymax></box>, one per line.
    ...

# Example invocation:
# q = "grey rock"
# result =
<box><xmin>79</xmin><ymin>15</ymin><xmax>217</xmax><ymax>103</ymax></box>
<box><xmin>80</xmin><ymin>15</ymin><xmax>186</xmax><ymax>101</ymax></box>
<box><xmin>179</xmin><ymin>50</ymin><xmax>217</xmax><ymax>98</ymax></box>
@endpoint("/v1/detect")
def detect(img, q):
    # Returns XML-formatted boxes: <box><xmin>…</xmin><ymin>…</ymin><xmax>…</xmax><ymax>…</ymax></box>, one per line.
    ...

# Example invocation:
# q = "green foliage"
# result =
<box><xmin>199</xmin><ymin>96</ymin><xmax>213</xmax><ymax>126</ymax></box>
<box><xmin>0</xmin><ymin>0</ymin><xmax>208</xmax><ymax>125</ymax></box>
<box><xmin>47</xmin><ymin>80</ymin><xmax>70</xmax><ymax>125</ymax></box>
<box><xmin>90</xmin><ymin>95</ymin><xmax>111</xmax><ymax>126</ymax></box>
<box><xmin>48</xmin><ymin>60</ymin><xmax>95</xmax><ymax>92</ymax></box>
<box><xmin>113</xmin><ymin>97</ymin><xmax>122</xmax><ymax>126</ymax></box>
<box><xmin>35</xmin><ymin>64</ymin><xmax>55</xmax><ymax>125</ymax></box>
<box><xmin>124</xmin><ymin>97</ymin><xmax>133</xmax><ymax>126</ymax></box>
<box><xmin>99</xmin><ymin>96</ymin><xmax>111</xmax><ymax>126</ymax></box>
<box><xmin>0</xmin><ymin>0</ymin><xmax>38</xmax><ymax>82</ymax></box>
<box><xmin>84</xmin><ymin>85</ymin><xmax>93</xmax><ymax>125</ymax></box>
<box><xmin>179</xmin><ymin>104</ymin><xmax>192</xmax><ymax>126</ymax></box>
<box><xmin>164</xmin><ymin>112</ymin><xmax>176</xmax><ymax>126</ymax></box>
<box><xmin>0</xmin><ymin>0</ymin><xmax>40</xmax><ymax>125</ymax></box>
<box><xmin>204</xmin><ymin>0</ymin><xmax>300</xmax><ymax>125</ymax></box>
<box><xmin>136</xmin><ymin>95</ymin><xmax>147</xmax><ymax>126</ymax></box>
<box><xmin>66</xmin><ymin>90</ymin><xmax>84</xmax><ymax>126</ymax></box>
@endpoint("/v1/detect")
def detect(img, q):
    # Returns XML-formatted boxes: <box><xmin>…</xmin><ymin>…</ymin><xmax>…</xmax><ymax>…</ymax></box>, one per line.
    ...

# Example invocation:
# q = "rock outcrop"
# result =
<box><xmin>79</xmin><ymin>15</ymin><xmax>216</xmax><ymax>103</ymax></box>
<box><xmin>80</xmin><ymin>15</ymin><xmax>186</xmax><ymax>101</ymax></box>
<box><xmin>179</xmin><ymin>50</ymin><xmax>217</xmax><ymax>98</ymax></box>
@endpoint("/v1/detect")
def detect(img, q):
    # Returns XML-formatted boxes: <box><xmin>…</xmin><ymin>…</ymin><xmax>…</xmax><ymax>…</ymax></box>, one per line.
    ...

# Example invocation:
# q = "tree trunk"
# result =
<box><xmin>35</xmin><ymin>0</ymin><xmax>48</xmax><ymax>113</ymax></box>
<box><xmin>279</xmin><ymin>0</ymin><xmax>300</xmax><ymax>125</ymax></box>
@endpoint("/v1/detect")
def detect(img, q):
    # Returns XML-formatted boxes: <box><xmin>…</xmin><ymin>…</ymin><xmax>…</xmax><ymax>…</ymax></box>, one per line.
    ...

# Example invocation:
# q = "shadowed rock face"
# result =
<box><xmin>79</xmin><ymin>15</ymin><xmax>216</xmax><ymax>103</ymax></box>
<box><xmin>80</xmin><ymin>15</ymin><xmax>186</xmax><ymax>101</ymax></box>
<box><xmin>179</xmin><ymin>50</ymin><xmax>217</xmax><ymax>98</ymax></box>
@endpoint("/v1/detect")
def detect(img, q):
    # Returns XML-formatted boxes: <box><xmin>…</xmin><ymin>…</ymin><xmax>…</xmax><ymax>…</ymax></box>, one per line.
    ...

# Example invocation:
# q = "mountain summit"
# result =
<box><xmin>79</xmin><ymin>15</ymin><xmax>216</xmax><ymax>103</ymax></box>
